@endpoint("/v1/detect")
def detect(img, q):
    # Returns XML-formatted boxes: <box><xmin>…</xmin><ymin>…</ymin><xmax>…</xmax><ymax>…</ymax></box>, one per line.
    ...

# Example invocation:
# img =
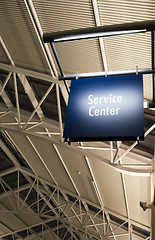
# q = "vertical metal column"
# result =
<box><xmin>151</xmin><ymin>26</ymin><xmax>155</xmax><ymax>225</ymax></box>
<box><xmin>151</xmin><ymin>31</ymin><xmax>155</xmax><ymax>103</ymax></box>
<box><xmin>152</xmin><ymin>206</ymin><xmax>155</xmax><ymax>239</ymax></box>
<box><xmin>151</xmin><ymin>139</ymin><xmax>155</xmax><ymax>240</ymax></box>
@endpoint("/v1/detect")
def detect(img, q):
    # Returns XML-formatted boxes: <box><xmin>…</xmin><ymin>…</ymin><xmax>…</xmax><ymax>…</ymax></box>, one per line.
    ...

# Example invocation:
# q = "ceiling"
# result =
<box><xmin>0</xmin><ymin>0</ymin><xmax>154</xmax><ymax>240</ymax></box>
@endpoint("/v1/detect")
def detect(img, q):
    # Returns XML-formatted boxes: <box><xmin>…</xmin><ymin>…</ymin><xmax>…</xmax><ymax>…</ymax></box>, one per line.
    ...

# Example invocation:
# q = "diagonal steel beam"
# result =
<box><xmin>23</xmin><ymin>82</ymin><xmax>55</xmax><ymax>129</ymax></box>
<box><xmin>114</xmin><ymin>124</ymin><xmax>155</xmax><ymax>164</ymax></box>
<box><xmin>91</xmin><ymin>0</ymin><xmax>108</xmax><ymax>72</ymax></box>
<box><xmin>24</xmin><ymin>0</ymin><xmax>69</xmax><ymax>105</ymax></box>
<box><xmin>19</xmin><ymin>74</ymin><xmax>44</xmax><ymax>120</ymax></box>
<box><xmin>0</xmin><ymin>138</ymin><xmax>21</xmax><ymax>168</ymax></box>
<box><xmin>0</xmin><ymin>81</ymin><xmax>13</xmax><ymax>109</ymax></box>
<box><xmin>13</xmin><ymin>72</ymin><xmax>21</xmax><ymax>129</ymax></box>
<box><xmin>0</xmin><ymin>71</ymin><xmax>12</xmax><ymax>96</ymax></box>
<box><xmin>24</xmin><ymin>0</ymin><xmax>56</xmax><ymax>77</ymax></box>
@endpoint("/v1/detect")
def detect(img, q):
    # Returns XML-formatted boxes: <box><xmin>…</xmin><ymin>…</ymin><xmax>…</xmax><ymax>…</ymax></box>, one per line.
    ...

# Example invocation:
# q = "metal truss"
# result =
<box><xmin>0</xmin><ymin>3</ymin><xmax>154</xmax><ymax>239</ymax></box>
<box><xmin>0</xmin><ymin>166</ymin><xmax>151</xmax><ymax>240</ymax></box>
<box><xmin>0</xmin><ymin>119</ymin><xmax>153</xmax><ymax>239</ymax></box>
<box><xmin>0</xmin><ymin>8</ymin><xmax>154</xmax><ymax>178</ymax></box>
<box><xmin>0</xmin><ymin>94</ymin><xmax>153</xmax><ymax>239</ymax></box>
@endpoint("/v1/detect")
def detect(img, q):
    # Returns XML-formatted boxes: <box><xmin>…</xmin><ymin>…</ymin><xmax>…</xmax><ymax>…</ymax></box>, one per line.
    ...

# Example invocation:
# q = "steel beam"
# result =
<box><xmin>91</xmin><ymin>0</ymin><xmax>108</xmax><ymax>72</ymax></box>
<box><xmin>0</xmin><ymin>82</ymin><xmax>13</xmax><ymax>109</ymax></box>
<box><xmin>62</xmin><ymin>68</ymin><xmax>155</xmax><ymax>80</ymax></box>
<box><xmin>0</xmin><ymin>123</ymin><xmax>152</xmax><ymax>176</ymax></box>
<box><xmin>53</xmin><ymin>144</ymin><xmax>80</xmax><ymax>195</ymax></box>
<box><xmin>0</xmin><ymin>139</ymin><xmax>21</xmax><ymax>168</ymax></box>
<box><xmin>24</xmin><ymin>0</ymin><xmax>56</xmax><ymax>77</ymax></box>
<box><xmin>115</xmin><ymin>124</ymin><xmax>155</xmax><ymax>164</ymax></box>
<box><xmin>151</xmin><ymin>139</ymin><xmax>155</xmax><ymax>240</ymax></box>
<box><xmin>116</xmin><ymin>142</ymin><xmax>130</xmax><ymax>229</ymax></box>
<box><xmin>151</xmin><ymin>31</ymin><xmax>155</xmax><ymax>103</ymax></box>
<box><xmin>24</xmin><ymin>0</ymin><xmax>69</xmax><ymax>103</ymax></box>
<box><xmin>13</xmin><ymin>73</ymin><xmax>21</xmax><ymax>129</ymax></box>
<box><xmin>0</xmin><ymin>71</ymin><xmax>12</xmax><ymax>96</ymax></box>
<box><xmin>26</xmin><ymin>135</ymin><xmax>58</xmax><ymax>184</ymax></box>
<box><xmin>56</xmin><ymin>84</ymin><xmax>63</xmax><ymax>139</ymax></box>
<box><xmin>0</xmin><ymin>62</ymin><xmax>58</xmax><ymax>83</ymax></box>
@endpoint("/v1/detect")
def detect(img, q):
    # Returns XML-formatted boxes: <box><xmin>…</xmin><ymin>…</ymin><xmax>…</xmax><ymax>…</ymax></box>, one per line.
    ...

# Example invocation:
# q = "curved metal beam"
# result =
<box><xmin>0</xmin><ymin>123</ymin><xmax>153</xmax><ymax>176</ymax></box>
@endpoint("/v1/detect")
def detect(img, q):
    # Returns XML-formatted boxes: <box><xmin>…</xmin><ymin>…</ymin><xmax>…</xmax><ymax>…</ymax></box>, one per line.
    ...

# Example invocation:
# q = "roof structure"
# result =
<box><xmin>0</xmin><ymin>0</ymin><xmax>154</xmax><ymax>240</ymax></box>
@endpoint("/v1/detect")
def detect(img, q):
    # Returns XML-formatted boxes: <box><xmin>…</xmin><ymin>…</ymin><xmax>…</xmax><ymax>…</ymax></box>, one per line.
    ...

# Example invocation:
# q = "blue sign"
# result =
<box><xmin>63</xmin><ymin>75</ymin><xmax>144</xmax><ymax>141</ymax></box>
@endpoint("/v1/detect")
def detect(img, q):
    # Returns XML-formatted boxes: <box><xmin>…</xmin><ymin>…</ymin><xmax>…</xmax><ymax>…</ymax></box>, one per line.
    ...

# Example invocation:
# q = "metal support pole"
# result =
<box><xmin>56</xmin><ymin>84</ymin><xmax>64</xmax><ymax>140</ymax></box>
<box><xmin>50</xmin><ymin>43</ymin><xmax>70</xmax><ymax>93</ymax></box>
<box><xmin>151</xmin><ymin>31</ymin><xmax>155</xmax><ymax>103</ymax></box>
<box><xmin>151</xmin><ymin>205</ymin><xmax>155</xmax><ymax>240</ymax></box>
<box><xmin>60</xmin><ymin>68</ymin><xmax>155</xmax><ymax>80</ymax></box>
<box><xmin>151</xmin><ymin>138</ymin><xmax>155</xmax><ymax>240</ymax></box>
<box><xmin>13</xmin><ymin>72</ymin><xmax>21</xmax><ymax>129</ymax></box>
<box><xmin>50</xmin><ymin>43</ymin><xmax>63</xmax><ymax>77</ymax></box>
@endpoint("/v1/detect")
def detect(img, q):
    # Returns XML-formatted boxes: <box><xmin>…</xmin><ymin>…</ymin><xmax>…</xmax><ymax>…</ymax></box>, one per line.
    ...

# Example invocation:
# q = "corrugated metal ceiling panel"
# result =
<box><xmin>33</xmin><ymin>0</ymin><xmax>95</xmax><ymax>32</ymax></box>
<box><xmin>103</xmin><ymin>32</ymin><xmax>152</xmax><ymax>100</ymax></box>
<box><xmin>0</xmin><ymin>0</ymin><xmax>50</xmax><ymax>74</ymax></box>
<box><xmin>143</xmin><ymin>75</ymin><xmax>152</xmax><ymax>101</ymax></box>
<box><xmin>33</xmin><ymin>0</ymin><xmax>104</xmax><ymax>73</ymax></box>
<box><xmin>98</xmin><ymin>0</ymin><xmax>154</xmax><ymax>101</ymax></box>
<box><xmin>55</xmin><ymin>39</ymin><xmax>103</xmax><ymax>74</ymax></box>
<box><xmin>98</xmin><ymin>0</ymin><xmax>155</xmax><ymax>25</ymax></box>
<box><xmin>104</xmin><ymin>33</ymin><xmax>151</xmax><ymax>71</ymax></box>
<box><xmin>0</xmin><ymin>44</ymin><xmax>10</xmax><ymax>65</ymax></box>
